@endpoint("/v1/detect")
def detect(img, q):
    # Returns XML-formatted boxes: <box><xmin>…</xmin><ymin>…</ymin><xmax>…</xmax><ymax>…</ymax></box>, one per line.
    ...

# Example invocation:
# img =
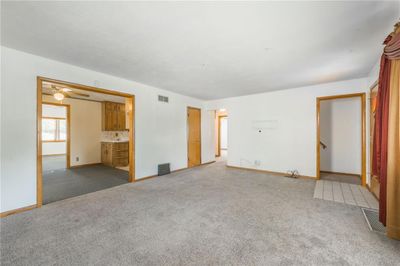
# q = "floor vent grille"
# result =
<box><xmin>362</xmin><ymin>208</ymin><xmax>385</xmax><ymax>234</ymax></box>
<box><xmin>158</xmin><ymin>163</ymin><xmax>170</xmax><ymax>176</ymax></box>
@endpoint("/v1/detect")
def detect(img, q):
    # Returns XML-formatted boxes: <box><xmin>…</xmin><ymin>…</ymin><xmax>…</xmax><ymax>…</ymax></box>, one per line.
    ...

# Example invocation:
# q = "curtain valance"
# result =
<box><xmin>383</xmin><ymin>23</ymin><xmax>400</xmax><ymax>59</ymax></box>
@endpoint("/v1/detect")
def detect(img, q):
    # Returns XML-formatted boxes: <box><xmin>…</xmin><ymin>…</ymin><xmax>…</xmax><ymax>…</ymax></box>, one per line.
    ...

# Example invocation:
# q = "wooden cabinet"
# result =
<box><xmin>101</xmin><ymin>142</ymin><xmax>129</xmax><ymax>167</ymax></box>
<box><xmin>117</xmin><ymin>104</ymin><xmax>126</xmax><ymax>130</ymax></box>
<box><xmin>102</xmin><ymin>101</ymin><xmax>126</xmax><ymax>131</ymax></box>
<box><xmin>101</xmin><ymin>142</ymin><xmax>113</xmax><ymax>166</ymax></box>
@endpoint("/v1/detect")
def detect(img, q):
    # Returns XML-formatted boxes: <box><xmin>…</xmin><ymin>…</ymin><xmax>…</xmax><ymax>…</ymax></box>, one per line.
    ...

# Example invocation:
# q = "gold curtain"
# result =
<box><xmin>386</xmin><ymin>59</ymin><xmax>400</xmax><ymax>239</ymax></box>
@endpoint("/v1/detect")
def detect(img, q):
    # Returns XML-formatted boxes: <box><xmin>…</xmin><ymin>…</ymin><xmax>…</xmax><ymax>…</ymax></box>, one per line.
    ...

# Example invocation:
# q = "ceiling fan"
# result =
<box><xmin>45</xmin><ymin>84</ymin><xmax>90</xmax><ymax>101</ymax></box>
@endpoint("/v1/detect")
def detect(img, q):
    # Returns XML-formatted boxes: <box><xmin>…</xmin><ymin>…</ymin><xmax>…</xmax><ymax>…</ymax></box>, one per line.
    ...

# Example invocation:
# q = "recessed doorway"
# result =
<box><xmin>42</xmin><ymin>102</ymin><xmax>70</xmax><ymax>171</ymax></box>
<box><xmin>218</xmin><ymin>115</ymin><xmax>228</xmax><ymax>160</ymax></box>
<box><xmin>37</xmin><ymin>77</ymin><xmax>135</xmax><ymax>206</ymax></box>
<box><xmin>215</xmin><ymin>109</ymin><xmax>228</xmax><ymax>161</ymax></box>
<box><xmin>316</xmin><ymin>93</ymin><xmax>366</xmax><ymax>186</ymax></box>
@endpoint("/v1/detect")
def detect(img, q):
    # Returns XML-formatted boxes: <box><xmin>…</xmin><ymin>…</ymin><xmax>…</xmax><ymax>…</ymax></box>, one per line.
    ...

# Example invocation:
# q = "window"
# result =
<box><xmin>42</xmin><ymin>118</ymin><xmax>66</xmax><ymax>142</ymax></box>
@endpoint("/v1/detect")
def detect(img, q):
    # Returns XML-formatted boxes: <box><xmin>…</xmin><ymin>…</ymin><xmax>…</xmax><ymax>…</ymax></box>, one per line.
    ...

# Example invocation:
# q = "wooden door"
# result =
<box><xmin>187</xmin><ymin>107</ymin><xmax>201</xmax><ymax>167</ymax></box>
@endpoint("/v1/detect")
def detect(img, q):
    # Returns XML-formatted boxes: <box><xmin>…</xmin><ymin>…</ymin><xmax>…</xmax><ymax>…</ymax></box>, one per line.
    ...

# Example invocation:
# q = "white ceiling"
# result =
<box><xmin>1</xmin><ymin>1</ymin><xmax>398</xmax><ymax>100</ymax></box>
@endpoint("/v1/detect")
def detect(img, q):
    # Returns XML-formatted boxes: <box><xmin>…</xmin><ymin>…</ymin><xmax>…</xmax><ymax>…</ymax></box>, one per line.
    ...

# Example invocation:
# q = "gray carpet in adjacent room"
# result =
<box><xmin>42</xmin><ymin>158</ymin><xmax>129</xmax><ymax>204</ymax></box>
<box><xmin>1</xmin><ymin>161</ymin><xmax>399</xmax><ymax>265</ymax></box>
<box><xmin>42</xmin><ymin>155</ymin><xmax>67</xmax><ymax>172</ymax></box>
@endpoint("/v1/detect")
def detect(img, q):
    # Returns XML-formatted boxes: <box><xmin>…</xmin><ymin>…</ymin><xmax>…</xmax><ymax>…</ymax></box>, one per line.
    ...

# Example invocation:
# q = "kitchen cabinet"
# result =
<box><xmin>102</xmin><ymin>101</ymin><xmax>126</xmax><ymax>131</ymax></box>
<box><xmin>101</xmin><ymin>141</ymin><xmax>129</xmax><ymax>167</ymax></box>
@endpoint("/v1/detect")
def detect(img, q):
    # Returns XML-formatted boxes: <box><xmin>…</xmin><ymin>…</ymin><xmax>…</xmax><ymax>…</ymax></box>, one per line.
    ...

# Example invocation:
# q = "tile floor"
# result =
<box><xmin>314</xmin><ymin>180</ymin><xmax>379</xmax><ymax>209</ymax></box>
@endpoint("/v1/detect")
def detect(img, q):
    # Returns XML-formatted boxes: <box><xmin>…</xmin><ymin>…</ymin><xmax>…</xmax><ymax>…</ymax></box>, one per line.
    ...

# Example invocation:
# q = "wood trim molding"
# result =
<box><xmin>0</xmin><ymin>204</ymin><xmax>37</xmax><ymax>218</ymax></box>
<box><xmin>226</xmin><ymin>165</ymin><xmax>316</xmax><ymax>180</ymax></box>
<box><xmin>198</xmin><ymin>160</ymin><xmax>216</xmax><ymax>166</ymax></box>
<box><xmin>317</xmin><ymin>93</ymin><xmax>366</xmax><ymax>101</ymax></box>
<box><xmin>136</xmin><ymin>161</ymin><xmax>216</xmax><ymax>182</ymax></box>
<box><xmin>37</xmin><ymin>76</ymin><xmax>136</xmax><ymax>208</ymax></box>
<box><xmin>361</xmin><ymin>93</ymin><xmax>366</xmax><ymax>187</ymax></box>
<box><xmin>369</xmin><ymin>83</ymin><xmax>378</xmax><ymax>180</ymax></box>
<box><xmin>38</xmin><ymin>76</ymin><xmax>133</xmax><ymax>97</ymax></box>
<box><xmin>127</xmin><ymin>97</ymin><xmax>135</xmax><ymax>182</ymax></box>
<box><xmin>316</xmin><ymin>92</ymin><xmax>366</xmax><ymax>187</ymax></box>
<box><xmin>42</xmin><ymin>153</ymin><xmax>66</xmax><ymax>157</ymax></box>
<box><xmin>69</xmin><ymin>163</ymin><xmax>102</xmax><ymax>168</ymax></box>
<box><xmin>37</xmin><ymin>79</ymin><xmax>43</xmax><ymax>207</ymax></box>
<box><xmin>42</xmin><ymin>116</ymin><xmax>66</xmax><ymax>120</ymax></box>
<box><xmin>316</xmin><ymin>98</ymin><xmax>320</xmax><ymax>180</ymax></box>
<box><xmin>134</xmin><ymin>174</ymin><xmax>158</xmax><ymax>182</ymax></box>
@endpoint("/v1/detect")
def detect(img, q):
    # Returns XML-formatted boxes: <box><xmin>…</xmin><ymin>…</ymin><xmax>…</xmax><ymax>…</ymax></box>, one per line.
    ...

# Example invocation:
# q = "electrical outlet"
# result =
<box><xmin>76</xmin><ymin>157</ymin><xmax>79</xmax><ymax>162</ymax></box>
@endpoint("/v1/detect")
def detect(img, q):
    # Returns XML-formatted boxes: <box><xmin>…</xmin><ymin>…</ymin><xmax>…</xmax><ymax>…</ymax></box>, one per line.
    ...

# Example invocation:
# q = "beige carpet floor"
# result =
<box><xmin>1</xmin><ymin>161</ymin><xmax>399</xmax><ymax>265</ymax></box>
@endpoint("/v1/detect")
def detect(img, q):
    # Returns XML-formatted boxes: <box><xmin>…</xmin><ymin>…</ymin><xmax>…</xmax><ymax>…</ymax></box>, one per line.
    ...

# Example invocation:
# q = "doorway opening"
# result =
<box><xmin>42</xmin><ymin>102</ymin><xmax>70</xmax><ymax>184</ymax></box>
<box><xmin>187</xmin><ymin>106</ymin><xmax>202</xmax><ymax>167</ymax></box>
<box><xmin>316</xmin><ymin>93</ymin><xmax>366</xmax><ymax>186</ymax></box>
<box><xmin>37</xmin><ymin>77</ymin><xmax>135</xmax><ymax>206</ymax></box>
<box><xmin>219</xmin><ymin>116</ymin><xmax>228</xmax><ymax>159</ymax></box>
<box><xmin>215</xmin><ymin>109</ymin><xmax>228</xmax><ymax>161</ymax></box>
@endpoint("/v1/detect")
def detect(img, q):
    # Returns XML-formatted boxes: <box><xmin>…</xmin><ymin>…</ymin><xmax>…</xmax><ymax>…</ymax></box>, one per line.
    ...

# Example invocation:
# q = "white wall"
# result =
<box><xmin>43</xmin><ymin>95</ymin><xmax>102</xmax><ymax>166</ymax></box>
<box><xmin>206</xmin><ymin>78</ymin><xmax>370</xmax><ymax>178</ymax></box>
<box><xmin>42</xmin><ymin>104</ymin><xmax>66</xmax><ymax>118</ymax></box>
<box><xmin>42</xmin><ymin>142</ymin><xmax>66</xmax><ymax>156</ymax></box>
<box><xmin>220</xmin><ymin>117</ymin><xmax>228</xmax><ymax>149</ymax></box>
<box><xmin>320</xmin><ymin>98</ymin><xmax>361</xmax><ymax>174</ymax></box>
<box><xmin>367</xmin><ymin>59</ymin><xmax>380</xmax><ymax>87</ymax></box>
<box><xmin>0</xmin><ymin>46</ymin><xmax>212</xmax><ymax>213</ymax></box>
<box><xmin>0</xmin><ymin>45</ymin><xmax>377</xmax><ymax>213</ymax></box>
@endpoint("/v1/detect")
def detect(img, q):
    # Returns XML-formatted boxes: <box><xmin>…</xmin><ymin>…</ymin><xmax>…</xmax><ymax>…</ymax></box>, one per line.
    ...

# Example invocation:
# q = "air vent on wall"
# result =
<box><xmin>158</xmin><ymin>163</ymin><xmax>171</xmax><ymax>176</ymax></box>
<box><xmin>158</xmin><ymin>95</ymin><xmax>169</xmax><ymax>103</ymax></box>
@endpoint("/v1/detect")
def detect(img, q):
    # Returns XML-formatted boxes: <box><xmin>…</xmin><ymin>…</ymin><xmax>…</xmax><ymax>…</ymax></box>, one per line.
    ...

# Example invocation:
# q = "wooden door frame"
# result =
<box><xmin>217</xmin><ymin>115</ymin><xmax>227</xmax><ymax>157</ymax></box>
<box><xmin>41</xmin><ymin>102</ymin><xmax>71</xmax><ymax>169</ymax></box>
<box><xmin>369</xmin><ymin>82</ymin><xmax>378</xmax><ymax>176</ymax></box>
<box><xmin>316</xmin><ymin>92</ymin><xmax>366</xmax><ymax>186</ymax></box>
<box><xmin>187</xmin><ymin>106</ymin><xmax>202</xmax><ymax>167</ymax></box>
<box><xmin>369</xmin><ymin>81</ymin><xmax>380</xmax><ymax>199</ymax></box>
<box><xmin>37</xmin><ymin>76</ymin><xmax>135</xmax><ymax>207</ymax></box>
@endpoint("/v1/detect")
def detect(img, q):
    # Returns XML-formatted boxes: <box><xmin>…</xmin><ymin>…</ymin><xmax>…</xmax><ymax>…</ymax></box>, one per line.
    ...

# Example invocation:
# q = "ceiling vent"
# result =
<box><xmin>158</xmin><ymin>95</ymin><xmax>169</xmax><ymax>103</ymax></box>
